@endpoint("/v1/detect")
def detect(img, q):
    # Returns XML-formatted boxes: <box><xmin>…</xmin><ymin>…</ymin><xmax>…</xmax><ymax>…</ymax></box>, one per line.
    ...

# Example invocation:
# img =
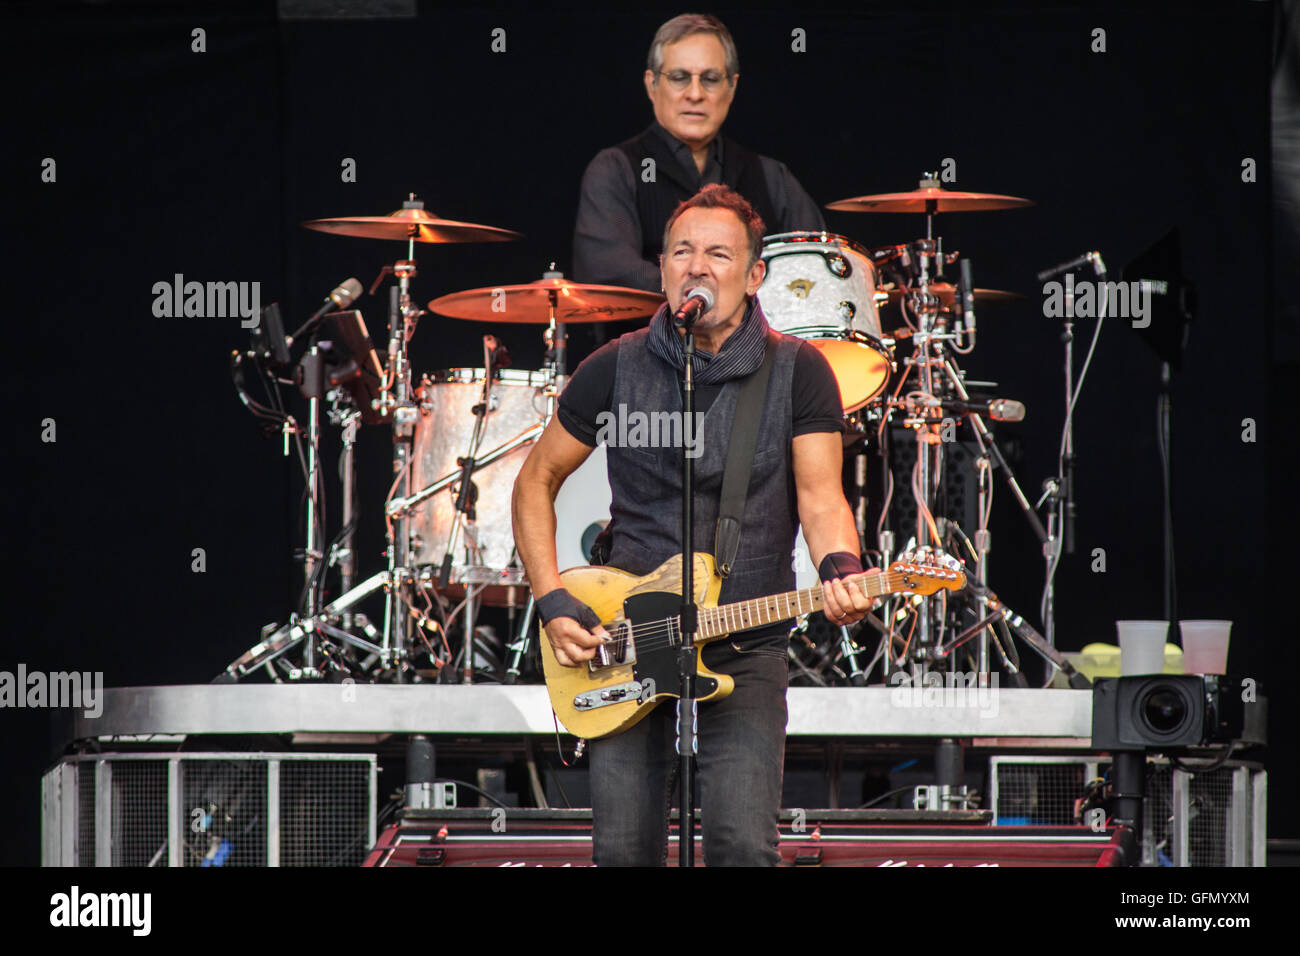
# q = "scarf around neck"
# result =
<box><xmin>645</xmin><ymin>295</ymin><xmax>770</xmax><ymax>385</ymax></box>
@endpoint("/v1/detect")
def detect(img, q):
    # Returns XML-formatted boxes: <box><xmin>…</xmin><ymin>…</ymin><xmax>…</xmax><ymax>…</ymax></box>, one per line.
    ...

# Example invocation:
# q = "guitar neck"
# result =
<box><xmin>696</xmin><ymin>570</ymin><xmax>906</xmax><ymax>642</ymax></box>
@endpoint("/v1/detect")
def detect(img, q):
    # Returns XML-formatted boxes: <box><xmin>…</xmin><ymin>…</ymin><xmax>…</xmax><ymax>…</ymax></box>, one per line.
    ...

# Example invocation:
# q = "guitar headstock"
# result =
<box><xmin>889</xmin><ymin>549</ymin><xmax>966</xmax><ymax>595</ymax></box>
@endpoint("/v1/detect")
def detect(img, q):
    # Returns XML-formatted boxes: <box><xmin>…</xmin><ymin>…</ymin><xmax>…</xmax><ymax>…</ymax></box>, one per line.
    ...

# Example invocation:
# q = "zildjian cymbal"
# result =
<box><xmin>429</xmin><ymin>277</ymin><xmax>664</xmax><ymax>324</ymax></box>
<box><xmin>827</xmin><ymin>185</ymin><xmax>1033</xmax><ymax>213</ymax></box>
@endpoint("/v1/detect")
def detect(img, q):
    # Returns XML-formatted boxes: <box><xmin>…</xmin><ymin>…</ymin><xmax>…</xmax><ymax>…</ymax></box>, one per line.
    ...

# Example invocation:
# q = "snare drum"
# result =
<box><xmin>758</xmin><ymin>232</ymin><xmax>894</xmax><ymax>412</ymax></box>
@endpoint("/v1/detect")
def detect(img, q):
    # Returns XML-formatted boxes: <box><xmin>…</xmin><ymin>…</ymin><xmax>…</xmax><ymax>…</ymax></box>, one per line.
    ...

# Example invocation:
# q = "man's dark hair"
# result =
<box><xmin>662</xmin><ymin>183</ymin><xmax>766</xmax><ymax>267</ymax></box>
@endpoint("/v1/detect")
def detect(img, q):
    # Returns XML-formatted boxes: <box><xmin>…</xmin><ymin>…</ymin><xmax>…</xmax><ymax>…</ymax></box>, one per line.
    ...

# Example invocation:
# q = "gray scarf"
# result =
<box><xmin>645</xmin><ymin>295</ymin><xmax>770</xmax><ymax>385</ymax></box>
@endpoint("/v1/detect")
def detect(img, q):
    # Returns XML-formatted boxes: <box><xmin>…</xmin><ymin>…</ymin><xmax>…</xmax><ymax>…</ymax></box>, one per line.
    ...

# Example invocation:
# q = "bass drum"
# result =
<box><xmin>758</xmin><ymin>231</ymin><xmax>894</xmax><ymax>412</ymax></box>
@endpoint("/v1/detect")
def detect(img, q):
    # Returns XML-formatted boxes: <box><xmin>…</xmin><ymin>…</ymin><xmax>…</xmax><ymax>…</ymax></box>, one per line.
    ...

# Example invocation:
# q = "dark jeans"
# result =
<box><xmin>589</xmin><ymin>642</ymin><xmax>789</xmax><ymax>866</ymax></box>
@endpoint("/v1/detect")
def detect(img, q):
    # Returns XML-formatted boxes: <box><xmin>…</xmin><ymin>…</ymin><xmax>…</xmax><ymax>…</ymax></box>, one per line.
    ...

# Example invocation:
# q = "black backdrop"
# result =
<box><xmin>2</xmin><ymin>0</ymin><xmax>1291</xmax><ymax>867</ymax></box>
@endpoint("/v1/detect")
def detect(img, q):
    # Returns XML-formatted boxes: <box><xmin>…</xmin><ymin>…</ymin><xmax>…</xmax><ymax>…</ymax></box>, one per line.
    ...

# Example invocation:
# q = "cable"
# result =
<box><xmin>432</xmin><ymin>778</ymin><xmax>511</xmax><ymax>810</ymax></box>
<box><xmin>858</xmin><ymin>785</ymin><xmax>919</xmax><ymax>810</ymax></box>
<box><xmin>1170</xmin><ymin>743</ymin><xmax>1237</xmax><ymax>775</ymax></box>
<box><xmin>1042</xmin><ymin>281</ymin><xmax>1109</xmax><ymax>631</ymax></box>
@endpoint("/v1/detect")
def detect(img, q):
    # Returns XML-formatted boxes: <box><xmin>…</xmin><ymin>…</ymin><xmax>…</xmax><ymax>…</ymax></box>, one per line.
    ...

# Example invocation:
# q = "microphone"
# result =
<box><xmin>937</xmin><ymin>398</ymin><xmax>1027</xmax><ymax>422</ymax></box>
<box><xmin>287</xmin><ymin>278</ymin><xmax>363</xmax><ymax>346</ymax></box>
<box><xmin>673</xmin><ymin>287</ymin><xmax>715</xmax><ymax>328</ymax></box>
<box><xmin>1036</xmin><ymin>253</ymin><xmax>1100</xmax><ymax>283</ymax></box>
<box><xmin>958</xmin><ymin>258</ymin><xmax>976</xmax><ymax>335</ymax></box>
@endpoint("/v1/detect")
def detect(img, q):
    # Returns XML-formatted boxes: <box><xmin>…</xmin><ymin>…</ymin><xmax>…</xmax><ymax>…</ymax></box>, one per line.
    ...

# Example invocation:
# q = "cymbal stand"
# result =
<box><xmin>372</xmin><ymin>196</ymin><xmax>428</xmax><ymax>676</ymax></box>
<box><xmin>897</xmin><ymin>227</ymin><xmax>947</xmax><ymax>672</ymax></box>
<box><xmin>504</xmin><ymin>267</ymin><xmax>569</xmax><ymax>683</ymax></box>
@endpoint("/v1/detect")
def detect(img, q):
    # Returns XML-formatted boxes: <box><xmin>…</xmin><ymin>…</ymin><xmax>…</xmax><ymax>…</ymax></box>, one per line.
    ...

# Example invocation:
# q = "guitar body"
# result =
<box><xmin>539</xmin><ymin>553</ymin><xmax>731</xmax><ymax>740</ymax></box>
<box><xmin>537</xmin><ymin>548</ymin><xmax>965</xmax><ymax>740</ymax></box>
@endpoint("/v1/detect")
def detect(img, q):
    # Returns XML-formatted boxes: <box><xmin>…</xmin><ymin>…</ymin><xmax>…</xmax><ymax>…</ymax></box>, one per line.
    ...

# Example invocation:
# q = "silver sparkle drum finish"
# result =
<box><xmin>758</xmin><ymin>232</ymin><xmax>893</xmax><ymax>411</ymax></box>
<box><xmin>409</xmin><ymin>368</ymin><xmax>612</xmax><ymax>606</ymax></box>
<box><xmin>409</xmin><ymin>368</ymin><xmax>552</xmax><ymax>605</ymax></box>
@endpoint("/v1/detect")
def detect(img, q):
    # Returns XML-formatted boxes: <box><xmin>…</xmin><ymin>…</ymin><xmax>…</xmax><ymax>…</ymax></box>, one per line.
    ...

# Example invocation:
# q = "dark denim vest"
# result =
<box><xmin>604</xmin><ymin>326</ymin><xmax>801</xmax><ymax>612</ymax></box>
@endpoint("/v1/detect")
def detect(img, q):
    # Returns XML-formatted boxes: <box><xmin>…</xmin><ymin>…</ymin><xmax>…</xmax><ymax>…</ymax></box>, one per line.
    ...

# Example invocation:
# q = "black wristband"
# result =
<box><xmin>818</xmin><ymin>551</ymin><xmax>864</xmax><ymax>582</ymax></box>
<box><xmin>535</xmin><ymin>588</ymin><xmax>602</xmax><ymax>631</ymax></box>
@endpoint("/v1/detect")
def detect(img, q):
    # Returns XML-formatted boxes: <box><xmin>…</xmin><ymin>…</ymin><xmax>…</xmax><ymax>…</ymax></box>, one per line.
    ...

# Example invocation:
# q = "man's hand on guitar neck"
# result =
<box><xmin>537</xmin><ymin>588</ymin><xmax>610</xmax><ymax>667</ymax></box>
<box><xmin>819</xmin><ymin>551</ymin><xmax>880</xmax><ymax>627</ymax></box>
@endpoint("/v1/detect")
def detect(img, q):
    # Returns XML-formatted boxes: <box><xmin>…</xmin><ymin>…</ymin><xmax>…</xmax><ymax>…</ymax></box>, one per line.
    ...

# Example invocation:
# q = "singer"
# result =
<box><xmin>512</xmin><ymin>184</ymin><xmax>875</xmax><ymax>865</ymax></box>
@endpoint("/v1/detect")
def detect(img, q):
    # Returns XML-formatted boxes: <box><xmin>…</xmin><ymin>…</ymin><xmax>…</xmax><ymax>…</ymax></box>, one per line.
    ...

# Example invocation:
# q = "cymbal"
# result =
<box><xmin>880</xmin><ymin>283</ymin><xmax>1024</xmax><ymax>307</ymax></box>
<box><xmin>429</xmin><ymin>277</ymin><xmax>664</xmax><ymax>324</ymax></box>
<box><xmin>302</xmin><ymin>206</ymin><xmax>522</xmax><ymax>243</ymax></box>
<box><xmin>827</xmin><ymin>186</ymin><xmax>1033</xmax><ymax>214</ymax></box>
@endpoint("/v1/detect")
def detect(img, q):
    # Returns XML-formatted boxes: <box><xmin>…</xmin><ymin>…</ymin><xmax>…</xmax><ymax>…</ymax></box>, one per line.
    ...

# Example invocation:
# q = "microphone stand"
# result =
<box><xmin>677</xmin><ymin>313</ymin><xmax>698</xmax><ymax>867</ymax></box>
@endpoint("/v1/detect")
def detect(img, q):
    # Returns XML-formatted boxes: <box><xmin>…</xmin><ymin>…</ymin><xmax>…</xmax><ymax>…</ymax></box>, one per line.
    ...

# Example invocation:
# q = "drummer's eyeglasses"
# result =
<box><xmin>655</xmin><ymin>70</ymin><xmax>731</xmax><ymax>93</ymax></box>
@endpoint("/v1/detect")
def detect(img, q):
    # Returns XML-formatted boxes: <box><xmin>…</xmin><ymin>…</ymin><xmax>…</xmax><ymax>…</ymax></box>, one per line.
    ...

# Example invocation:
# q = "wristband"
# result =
<box><xmin>535</xmin><ymin>588</ymin><xmax>602</xmax><ymax>631</ymax></box>
<box><xmin>818</xmin><ymin>551</ymin><xmax>864</xmax><ymax>582</ymax></box>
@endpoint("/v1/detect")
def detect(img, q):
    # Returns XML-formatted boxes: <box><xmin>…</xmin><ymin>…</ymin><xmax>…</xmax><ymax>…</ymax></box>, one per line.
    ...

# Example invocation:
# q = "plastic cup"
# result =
<box><xmin>1179</xmin><ymin>620</ymin><xmax>1232</xmax><ymax>675</ymax></box>
<box><xmin>1117</xmin><ymin>620</ymin><xmax>1169</xmax><ymax>675</ymax></box>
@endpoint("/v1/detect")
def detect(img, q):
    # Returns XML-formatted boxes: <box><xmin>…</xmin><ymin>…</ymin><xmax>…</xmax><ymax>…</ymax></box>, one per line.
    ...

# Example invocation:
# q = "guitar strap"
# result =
<box><xmin>713</xmin><ymin>329</ymin><xmax>778</xmax><ymax>578</ymax></box>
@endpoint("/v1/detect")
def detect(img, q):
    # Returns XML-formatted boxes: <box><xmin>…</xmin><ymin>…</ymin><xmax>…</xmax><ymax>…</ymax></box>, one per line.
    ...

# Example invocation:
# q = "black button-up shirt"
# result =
<box><xmin>572</xmin><ymin>121</ymin><xmax>825</xmax><ymax>292</ymax></box>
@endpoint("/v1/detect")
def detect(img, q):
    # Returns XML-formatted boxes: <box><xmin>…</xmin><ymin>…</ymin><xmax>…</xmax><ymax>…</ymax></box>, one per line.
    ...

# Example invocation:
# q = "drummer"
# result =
<box><xmin>573</xmin><ymin>13</ymin><xmax>824</xmax><ymax>293</ymax></box>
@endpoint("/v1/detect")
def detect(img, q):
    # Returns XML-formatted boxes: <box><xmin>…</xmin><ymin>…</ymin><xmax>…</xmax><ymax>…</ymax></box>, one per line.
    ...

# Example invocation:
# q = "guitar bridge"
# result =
<box><xmin>573</xmin><ymin>681</ymin><xmax>644</xmax><ymax>711</ymax></box>
<box><xmin>589</xmin><ymin>620</ymin><xmax>635</xmax><ymax>671</ymax></box>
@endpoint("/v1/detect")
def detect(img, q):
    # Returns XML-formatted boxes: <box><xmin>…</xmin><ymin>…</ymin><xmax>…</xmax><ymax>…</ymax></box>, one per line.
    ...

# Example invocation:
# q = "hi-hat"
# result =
<box><xmin>303</xmin><ymin>201</ymin><xmax>522</xmax><ymax>243</ymax></box>
<box><xmin>828</xmin><ymin>185</ymin><xmax>1033</xmax><ymax>214</ymax></box>
<box><xmin>429</xmin><ymin>277</ymin><xmax>664</xmax><ymax>324</ymax></box>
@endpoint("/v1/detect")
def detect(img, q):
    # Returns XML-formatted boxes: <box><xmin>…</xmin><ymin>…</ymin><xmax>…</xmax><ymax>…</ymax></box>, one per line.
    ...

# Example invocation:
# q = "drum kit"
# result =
<box><xmin>221</xmin><ymin>174</ymin><xmax>1080</xmax><ymax>692</ymax></box>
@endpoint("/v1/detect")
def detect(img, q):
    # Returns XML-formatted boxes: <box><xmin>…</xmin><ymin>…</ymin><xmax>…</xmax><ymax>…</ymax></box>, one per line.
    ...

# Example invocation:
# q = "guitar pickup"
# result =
<box><xmin>589</xmin><ymin>621</ymin><xmax>635</xmax><ymax>671</ymax></box>
<box><xmin>573</xmin><ymin>681</ymin><xmax>644</xmax><ymax>710</ymax></box>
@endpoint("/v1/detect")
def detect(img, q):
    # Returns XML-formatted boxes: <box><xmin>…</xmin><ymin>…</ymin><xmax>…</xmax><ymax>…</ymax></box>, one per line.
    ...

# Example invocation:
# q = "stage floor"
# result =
<box><xmin>62</xmin><ymin>684</ymin><xmax>1093</xmax><ymax>749</ymax></box>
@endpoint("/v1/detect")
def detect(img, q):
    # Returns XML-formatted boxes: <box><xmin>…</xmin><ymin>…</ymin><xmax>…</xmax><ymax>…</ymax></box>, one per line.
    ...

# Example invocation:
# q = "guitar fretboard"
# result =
<box><xmin>696</xmin><ymin>571</ymin><xmax>906</xmax><ymax>641</ymax></box>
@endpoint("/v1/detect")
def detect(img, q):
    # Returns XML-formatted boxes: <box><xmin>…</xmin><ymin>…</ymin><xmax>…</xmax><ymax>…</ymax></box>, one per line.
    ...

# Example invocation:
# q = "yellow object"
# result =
<box><xmin>1067</xmin><ymin>642</ymin><xmax>1184</xmax><ymax>681</ymax></box>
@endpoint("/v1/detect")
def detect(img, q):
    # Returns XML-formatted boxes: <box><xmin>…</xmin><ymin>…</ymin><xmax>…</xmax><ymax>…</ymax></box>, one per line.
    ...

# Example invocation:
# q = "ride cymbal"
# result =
<box><xmin>827</xmin><ymin>186</ymin><xmax>1033</xmax><ymax>214</ymax></box>
<box><xmin>429</xmin><ymin>277</ymin><xmax>664</xmax><ymax>324</ymax></box>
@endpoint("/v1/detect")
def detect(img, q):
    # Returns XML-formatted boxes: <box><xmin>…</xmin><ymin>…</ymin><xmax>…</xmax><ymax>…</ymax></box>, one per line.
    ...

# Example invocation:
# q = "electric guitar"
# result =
<box><xmin>539</xmin><ymin>551</ymin><xmax>966</xmax><ymax>740</ymax></box>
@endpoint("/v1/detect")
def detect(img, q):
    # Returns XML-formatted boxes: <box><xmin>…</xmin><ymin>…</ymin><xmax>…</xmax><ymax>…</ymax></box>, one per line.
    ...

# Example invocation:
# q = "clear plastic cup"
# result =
<box><xmin>1179</xmin><ymin>620</ymin><xmax>1232</xmax><ymax>675</ymax></box>
<box><xmin>1117</xmin><ymin>620</ymin><xmax>1169</xmax><ymax>675</ymax></box>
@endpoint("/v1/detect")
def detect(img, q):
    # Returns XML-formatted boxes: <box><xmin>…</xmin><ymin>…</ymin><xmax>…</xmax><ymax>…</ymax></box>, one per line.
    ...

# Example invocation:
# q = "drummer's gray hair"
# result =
<box><xmin>647</xmin><ymin>14</ymin><xmax>739</xmax><ymax>79</ymax></box>
<box><xmin>663</xmin><ymin>184</ymin><xmax>765</xmax><ymax>267</ymax></box>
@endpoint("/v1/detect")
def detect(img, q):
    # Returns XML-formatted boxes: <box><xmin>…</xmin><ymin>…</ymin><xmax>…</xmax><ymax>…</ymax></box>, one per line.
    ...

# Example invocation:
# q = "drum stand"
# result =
<box><xmin>390</xmin><ymin>270</ymin><xmax>570</xmax><ymax>682</ymax></box>
<box><xmin>217</xmin><ymin>386</ymin><xmax>385</xmax><ymax>682</ymax></box>
<box><xmin>369</xmin><ymin>199</ymin><xmax>431</xmax><ymax>678</ymax></box>
<box><xmin>502</xmin><ymin>270</ymin><xmax>570</xmax><ymax>683</ymax></box>
<box><xmin>887</xmin><ymin>231</ymin><xmax>1066</xmax><ymax>685</ymax></box>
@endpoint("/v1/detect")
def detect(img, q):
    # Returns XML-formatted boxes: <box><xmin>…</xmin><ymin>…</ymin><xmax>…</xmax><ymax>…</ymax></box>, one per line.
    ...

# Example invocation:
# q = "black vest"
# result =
<box><xmin>616</xmin><ymin>124</ymin><xmax>778</xmax><ymax>262</ymax></box>
<box><xmin>603</xmin><ymin>325</ymin><xmax>800</xmax><ymax>614</ymax></box>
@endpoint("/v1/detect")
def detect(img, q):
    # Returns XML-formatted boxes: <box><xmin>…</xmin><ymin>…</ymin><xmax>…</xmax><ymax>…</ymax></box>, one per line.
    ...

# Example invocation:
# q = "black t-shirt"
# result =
<box><xmin>555</xmin><ymin>333</ymin><xmax>844</xmax><ymax>655</ymax></box>
<box><xmin>558</xmin><ymin>337</ymin><xmax>844</xmax><ymax>446</ymax></box>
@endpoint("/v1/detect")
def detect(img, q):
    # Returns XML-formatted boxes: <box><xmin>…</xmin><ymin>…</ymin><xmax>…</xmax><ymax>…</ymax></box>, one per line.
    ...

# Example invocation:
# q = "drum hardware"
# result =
<box><xmin>827</xmin><ymin>175</ymin><xmax>1052</xmax><ymax>680</ymax></box>
<box><xmin>219</xmin><ymin>196</ymin><xmax>527</xmax><ymax>683</ymax></box>
<box><xmin>226</xmin><ymin>314</ymin><xmax>396</xmax><ymax>679</ymax></box>
<box><xmin>323</xmin><ymin>195</ymin><xmax>525</xmax><ymax>677</ymax></box>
